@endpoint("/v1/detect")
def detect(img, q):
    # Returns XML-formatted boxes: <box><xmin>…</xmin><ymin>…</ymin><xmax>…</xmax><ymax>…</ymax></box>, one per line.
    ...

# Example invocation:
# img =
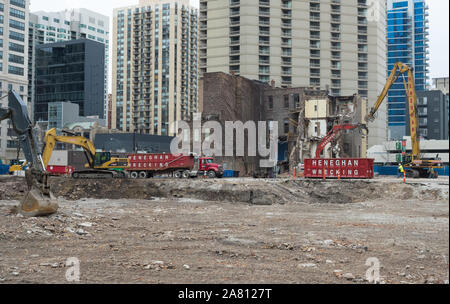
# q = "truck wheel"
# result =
<box><xmin>139</xmin><ymin>171</ymin><xmax>147</xmax><ymax>179</ymax></box>
<box><xmin>182</xmin><ymin>170</ymin><xmax>190</xmax><ymax>179</ymax></box>
<box><xmin>208</xmin><ymin>170</ymin><xmax>216</xmax><ymax>178</ymax></box>
<box><xmin>72</xmin><ymin>172</ymin><xmax>80</xmax><ymax>179</ymax></box>
<box><xmin>130</xmin><ymin>172</ymin><xmax>139</xmax><ymax>179</ymax></box>
<box><xmin>174</xmin><ymin>171</ymin><xmax>182</xmax><ymax>179</ymax></box>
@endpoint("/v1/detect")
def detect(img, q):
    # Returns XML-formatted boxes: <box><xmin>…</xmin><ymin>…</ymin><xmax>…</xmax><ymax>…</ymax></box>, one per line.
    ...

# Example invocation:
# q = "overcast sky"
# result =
<box><xmin>30</xmin><ymin>0</ymin><xmax>449</xmax><ymax>84</ymax></box>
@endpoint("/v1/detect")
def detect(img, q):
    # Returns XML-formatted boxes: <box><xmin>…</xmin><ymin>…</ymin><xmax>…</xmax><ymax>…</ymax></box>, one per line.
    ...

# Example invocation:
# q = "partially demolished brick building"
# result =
<box><xmin>197</xmin><ymin>72</ymin><xmax>367</xmax><ymax>176</ymax></box>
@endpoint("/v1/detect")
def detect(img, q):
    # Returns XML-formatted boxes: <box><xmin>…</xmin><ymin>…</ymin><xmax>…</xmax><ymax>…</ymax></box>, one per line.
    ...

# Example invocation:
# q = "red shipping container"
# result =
<box><xmin>127</xmin><ymin>154</ymin><xmax>195</xmax><ymax>172</ymax></box>
<box><xmin>304</xmin><ymin>158</ymin><xmax>374</xmax><ymax>179</ymax></box>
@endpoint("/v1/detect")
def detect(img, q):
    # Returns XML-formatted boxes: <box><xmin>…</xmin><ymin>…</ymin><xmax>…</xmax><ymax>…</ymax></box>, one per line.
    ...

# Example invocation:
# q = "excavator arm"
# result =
<box><xmin>0</xmin><ymin>91</ymin><xmax>58</xmax><ymax>217</ymax></box>
<box><xmin>316</xmin><ymin>123</ymin><xmax>368</xmax><ymax>158</ymax></box>
<box><xmin>42</xmin><ymin>128</ymin><xmax>97</xmax><ymax>169</ymax></box>
<box><xmin>366</xmin><ymin>62</ymin><xmax>420</xmax><ymax>161</ymax></box>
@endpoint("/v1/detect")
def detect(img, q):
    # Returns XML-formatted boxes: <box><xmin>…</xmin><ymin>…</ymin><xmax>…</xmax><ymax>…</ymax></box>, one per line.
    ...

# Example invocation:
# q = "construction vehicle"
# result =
<box><xmin>8</xmin><ymin>159</ymin><xmax>28</xmax><ymax>175</ymax></box>
<box><xmin>366</xmin><ymin>62</ymin><xmax>443</xmax><ymax>178</ymax></box>
<box><xmin>315</xmin><ymin>123</ymin><xmax>369</xmax><ymax>158</ymax></box>
<box><xmin>0</xmin><ymin>91</ymin><xmax>58</xmax><ymax>217</ymax></box>
<box><xmin>42</xmin><ymin>128</ymin><xmax>129</xmax><ymax>179</ymax></box>
<box><xmin>127</xmin><ymin>153</ymin><xmax>224</xmax><ymax>179</ymax></box>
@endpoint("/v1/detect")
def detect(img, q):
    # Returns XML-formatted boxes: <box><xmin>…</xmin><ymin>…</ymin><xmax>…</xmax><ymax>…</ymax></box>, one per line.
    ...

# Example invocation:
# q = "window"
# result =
<box><xmin>9</xmin><ymin>52</ymin><xmax>24</xmax><ymax>64</ymax></box>
<box><xmin>8</xmin><ymin>65</ymin><xmax>24</xmax><ymax>75</ymax></box>
<box><xmin>10</xmin><ymin>0</ymin><xmax>26</xmax><ymax>9</ymax></box>
<box><xmin>42</xmin><ymin>16</ymin><xmax>49</xmax><ymax>21</ymax></box>
<box><xmin>9</xmin><ymin>30</ymin><xmax>24</xmax><ymax>42</ymax></box>
<box><xmin>0</xmin><ymin>15</ymin><xmax>3</xmax><ymax>24</ymax></box>
<box><xmin>268</xmin><ymin>96</ymin><xmax>273</xmax><ymax>109</ymax></box>
<box><xmin>284</xmin><ymin>119</ymin><xmax>290</xmax><ymax>134</ymax></box>
<box><xmin>10</xmin><ymin>7</ymin><xmax>26</xmax><ymax>20</ymax></box>
<box><xmin>294</xmin><ymin>94</ymin><xmax>300</xmax><ymax>107</ymax></box>
<box><xmin>7</xmin><ymin>140</ymin><xmax>19</xmax><ymax>148</ymax></box>
<box><xmin>9</xmin><ymin>19</ymin><xmax>25</xmax><ymax>31</ymax></box>
<box><xmin>284</xmin><ymin>95</ymin><xmax>289</xmax><ymax>108</ymax></box>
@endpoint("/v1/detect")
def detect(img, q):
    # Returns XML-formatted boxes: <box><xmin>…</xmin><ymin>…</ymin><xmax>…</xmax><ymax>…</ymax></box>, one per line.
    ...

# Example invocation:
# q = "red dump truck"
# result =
<box><xmin>127</xmin><ymin>154</ymin><xmax>224</xmax><ymax>179</ymax></box>
<box><xmin>304</xmin><ymin>158</ymin><xmax>374</xmax><ymax>179</ymax></box>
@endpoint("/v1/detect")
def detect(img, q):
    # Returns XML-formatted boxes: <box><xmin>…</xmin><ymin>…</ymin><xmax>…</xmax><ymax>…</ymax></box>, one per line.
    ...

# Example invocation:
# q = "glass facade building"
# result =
<box><xmin>387</xmin><ymin>0</ymin><xmax>429</xmax><ymax>140</ymax></box>
<box><xmin>34</xmin><ymin>39</ymin><xmax>105</xmax><ymax>123</ymax></box>
<box><xmin>28</xmin><ymin>9</ymin><xmax>110</xmax><ymax>124</ymax></box>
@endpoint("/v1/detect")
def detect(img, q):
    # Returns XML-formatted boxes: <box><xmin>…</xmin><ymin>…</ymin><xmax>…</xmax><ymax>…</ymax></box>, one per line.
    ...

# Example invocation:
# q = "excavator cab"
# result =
<box><xmin>94</xmin><ymin>152</ymin><xmax>112</xmax><ymax>167</ymax></box>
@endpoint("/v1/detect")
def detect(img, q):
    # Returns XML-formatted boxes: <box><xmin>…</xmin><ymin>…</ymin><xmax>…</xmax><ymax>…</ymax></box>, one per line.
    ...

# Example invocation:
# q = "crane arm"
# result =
<box><xmin>366</xmin><ymin>62</ymin><xmax>420</xmax><ymax>161</ymax></box>
<box><xmin>42</xmin><ymin>128</ymin><xmax>97</xmax><ymax>168</ymax></box>
<box><xmin>367</xmin><ymin>62</ymin><xmax>410</xmax><ymax>122</ymax></box>
<box><xmin>316</xmin><ymin>123</ymin><xmax>368</xmax><ymax>158</ymax></box>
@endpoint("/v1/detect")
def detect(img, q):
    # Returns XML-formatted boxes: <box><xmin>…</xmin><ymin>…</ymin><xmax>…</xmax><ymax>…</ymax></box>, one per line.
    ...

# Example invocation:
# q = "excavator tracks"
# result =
<box><xmin>72</xmin><ymin>170</ymin><xmax>127</xmax><ymax>179</ymax></box>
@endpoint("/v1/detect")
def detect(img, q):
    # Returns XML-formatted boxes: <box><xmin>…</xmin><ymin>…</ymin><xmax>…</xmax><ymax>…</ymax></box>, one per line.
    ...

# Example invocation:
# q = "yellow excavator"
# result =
<box><xmin>367</xmin><ymin>62</ymin><xmax>443</xmax><ymax>178</ymax></box>
<box><xmin>42</xmin><ymin>128</ymin><xmax>129</xmax><ymax>179</ymax></box>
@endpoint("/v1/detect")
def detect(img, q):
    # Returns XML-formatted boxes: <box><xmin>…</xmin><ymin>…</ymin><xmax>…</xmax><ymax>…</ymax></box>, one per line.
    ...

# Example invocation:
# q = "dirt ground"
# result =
<box><xmin>0</xmin><ymin>176</ymin><xmax>448</xmax><ymax>284</ymax></box>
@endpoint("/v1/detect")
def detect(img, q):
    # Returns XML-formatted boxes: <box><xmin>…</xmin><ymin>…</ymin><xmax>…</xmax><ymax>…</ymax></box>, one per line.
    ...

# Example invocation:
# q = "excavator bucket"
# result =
<box><xmin>18</xmin><ymin>185</ymin><xmax>58</xmax><ymax>217</ymax></box>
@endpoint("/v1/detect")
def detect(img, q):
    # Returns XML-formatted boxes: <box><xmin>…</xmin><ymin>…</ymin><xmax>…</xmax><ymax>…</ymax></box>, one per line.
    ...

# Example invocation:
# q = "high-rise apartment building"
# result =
<box><xmin>112</xmin><ymin>0</ymin><xmax>198</xmax><ymax>136</ymax></box>
<box><xmin>0</xmin><ymin>0</ymin><xmax>29</xmax><ymax>161</ymax></box>
<box><xmin>199</xmin><ymin>0</ymin><xmax>387</xmax><ymax>147</ymax></box>
<box><xmin>28</xmin><ymin>9</ymin><xmax>109</xmax><ymax>122</ymax></box>
<box><xmin>386</xmin><ymin>0</ymin><xmax>429</xmax><ymax>140</ymax></box>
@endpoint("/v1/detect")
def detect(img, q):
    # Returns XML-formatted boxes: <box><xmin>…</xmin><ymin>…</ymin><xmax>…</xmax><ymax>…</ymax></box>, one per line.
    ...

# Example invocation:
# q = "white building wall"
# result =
<box><xmin>0</xmin><ymin>0</ymin><xmax>30</xmax><ymax>162</ymax></box>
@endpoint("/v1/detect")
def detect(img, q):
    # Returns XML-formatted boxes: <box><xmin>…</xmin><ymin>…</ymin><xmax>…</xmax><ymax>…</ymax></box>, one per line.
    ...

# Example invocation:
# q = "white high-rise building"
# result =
<box><xmin>28</xmin><ymin>8</ymin><xmax>109</xmax><ymax>122</ymax></box>
<box><xmin>199</xmin><ymin>0</ymin><xmax>388</xmax><ymax>147</ymax></box>
<box><xmin>0</xmin><ymin>0</ymin><xmax>30</xmax><ymax>161</ymax></box>
<box><xmin>112</xmin><ymin>0</ymin><xmax>198</xmax><ymax>136</ymax></box>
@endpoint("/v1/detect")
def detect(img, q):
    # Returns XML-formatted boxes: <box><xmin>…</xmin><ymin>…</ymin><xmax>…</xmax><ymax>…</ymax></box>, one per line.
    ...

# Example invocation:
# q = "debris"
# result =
<box><xmin>297</xmin><ymin>263</ymin><xmax>317</xmax><ymax>268</ymax></box>
<box><xmin>333</xmin><ymin>270</ymin><xmax>343</xmax><ymax>278</ymax></box>
<box><xmin>78</xmin><ymin>222</ymin><xmax>93</xmax><ymax>228</ymax></box>
<box><xmin>183</xmin><ymin>264</ymin><xmax>191</xmax><ymax>270</ymax></box>
<box><xmin>342</xmin><ymin>273</ymin><xmax>355</xmax><ymax>280</ymax></box>
<box><xmin>76</xmin><ymin>229</ymin><xmax>88</xmax><ymax>235</ymax></box>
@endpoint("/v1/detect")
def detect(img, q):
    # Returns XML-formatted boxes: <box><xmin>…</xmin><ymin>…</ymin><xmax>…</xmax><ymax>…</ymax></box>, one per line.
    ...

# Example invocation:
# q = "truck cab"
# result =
<box><xmin>196</xmin><ymin>157</ymin><xmax>224</xmax><ymax>178</ymax></box>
